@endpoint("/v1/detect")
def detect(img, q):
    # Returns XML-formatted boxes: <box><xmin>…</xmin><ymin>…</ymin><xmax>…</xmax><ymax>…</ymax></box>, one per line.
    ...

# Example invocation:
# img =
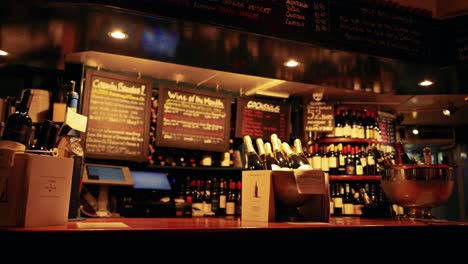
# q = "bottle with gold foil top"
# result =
<box><xmin>243</xmin><ymin>135</ymin><xmax>264</xmax><ymax>170</ymax></box>
<box><xmin>281</xmin><ymin>141</ymin><xmax>312</xmax><ymax>169</ymax></box>
<box><xmin>270</xmin><ymin>133</ymin><xmax>289</xmax><ymax>168</ymax></box>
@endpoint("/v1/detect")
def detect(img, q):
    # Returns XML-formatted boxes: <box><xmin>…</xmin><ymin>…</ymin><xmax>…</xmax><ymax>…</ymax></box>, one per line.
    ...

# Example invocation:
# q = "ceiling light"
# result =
<box><xmin>0</xmin><ymin>50</ymin><xmax>8</xmax><ymax>56</ymax></box>
<box><xmin>412</xmin><ymin>128</ymin><xmax>419</xmax><ymax>135</ymax></box>
<box><xmin>442</xmin><ymin>102</ymin><xmax>458</xmax><ymax>116</ymax></box>
<box><xmin>108</xmin><ymin>30</ymin><xmax>128</xmax><ymax>39</ymax></box>
<box><xmin>418</xmin><ymin>79</ymin><xmax>433</xmax><ymax>87</ymax></box>
<box><xmin>284</xmin><ymin>59</ymin><xmax>299</xmax><ymax>67</ymax></box>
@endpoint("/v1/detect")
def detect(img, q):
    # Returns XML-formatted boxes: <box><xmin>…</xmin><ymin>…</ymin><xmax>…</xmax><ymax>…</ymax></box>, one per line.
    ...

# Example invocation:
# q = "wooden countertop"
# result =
<box><xmin>3</xmin><ymin>216</ymin><xmax>468</xmax><ymax>232</ymax></box>
<box><xmin>3</xmin><ymin>216</ymin><xmax>467</xmax><ymax>257</ymax></box>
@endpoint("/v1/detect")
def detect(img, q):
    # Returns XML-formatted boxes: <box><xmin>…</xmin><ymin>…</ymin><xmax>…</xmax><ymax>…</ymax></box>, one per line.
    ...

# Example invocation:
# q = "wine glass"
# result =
<box><xmin>380</xmin><ymin>164</ymin><xmax>454</xmax><ymax>221</ymax></box>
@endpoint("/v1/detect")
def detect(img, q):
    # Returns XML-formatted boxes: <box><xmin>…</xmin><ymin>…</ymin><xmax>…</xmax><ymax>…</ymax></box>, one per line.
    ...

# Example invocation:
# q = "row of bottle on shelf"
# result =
<box><xmin>173</xmin><ymin>176</ymin><xmax>242</xmax><ymax>218</ymax></box>
<box><xmin>242</xmin><ymin>132</ymin><xmax>399</xmax><ymax>175</ymax></box>
<box><xmin>329</xmin><ymin>181</ymin><xmax>403</xmax><ymax>218</ymax></box>
<box><xmin>324</xmin><ymin>106</ymin><xmax>381</xmax><ymax>141</ymax></box>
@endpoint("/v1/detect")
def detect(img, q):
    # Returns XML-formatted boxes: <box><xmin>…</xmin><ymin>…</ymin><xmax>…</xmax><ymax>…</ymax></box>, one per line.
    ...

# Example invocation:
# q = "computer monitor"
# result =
<box><xmin>131</xmin><ymin>170</ymin><xmax>172</xmax><ymax>191</ymax></box>
<box><xmin>82</xmin><ymin>163</ymin><xmax>134</xmax><ymax>217</ymax></box>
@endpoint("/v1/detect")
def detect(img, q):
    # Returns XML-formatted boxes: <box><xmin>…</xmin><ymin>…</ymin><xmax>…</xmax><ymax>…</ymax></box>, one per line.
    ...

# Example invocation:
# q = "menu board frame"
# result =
<box><xmin>81</xmin><ymin>69</ymin><xmax>153</xmax><ymax>162</ymax></box>
<box><xmin>155</xmin><ymin>84</ymin><xmax>232</xmax><ymax>152</ymax></box>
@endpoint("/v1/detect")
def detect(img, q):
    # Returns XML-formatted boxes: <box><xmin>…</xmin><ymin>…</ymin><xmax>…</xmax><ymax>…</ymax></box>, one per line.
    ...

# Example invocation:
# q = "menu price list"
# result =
<box><xmin>235</xmin><ymin>96</ymin><xmax>290</xmax><ymax>141</ymax></box>
<box><xmin>156</xmin><ymin>85</ymin><xmax>231</xmax><ymax>152</ymax></box>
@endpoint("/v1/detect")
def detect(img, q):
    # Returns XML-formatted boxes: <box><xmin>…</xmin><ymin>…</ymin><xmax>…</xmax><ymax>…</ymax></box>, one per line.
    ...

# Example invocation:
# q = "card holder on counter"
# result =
<box><xmin>0</xmin><ymin>147</ymin><xmax>74</xmax><ymax>227</ymax></box>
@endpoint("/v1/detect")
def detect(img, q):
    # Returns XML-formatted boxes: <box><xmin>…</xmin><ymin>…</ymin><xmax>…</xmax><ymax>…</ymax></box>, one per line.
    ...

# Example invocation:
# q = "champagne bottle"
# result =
<box><xmin>395</xmin><ymin>141</ymin><xmax>416</xmax><ymax>165</ymax></box>
<box><xmin>243</xmin><ymin>135</ymin><xmax>264</xmax><ymax>170</ymax></box>
<box><xmin>371</xmin><ymin>146</ymin><xmax>393</xmax><ymax>168</ymax></box>
<box><xmin>281</xmin><ymin>142</ymin><xmax>312</xmax><ymax>169</ymax></box>
<box><xmin>263</xmin><ymin>142</ymin><xmax>281</xmax><ymax>170</ymax></box>
<box><xmin>270</xmin><ymin>133</ymin><xmax>289</xmax><ymax>168</ymax></box>
<box><xmin>293</xmin><ymin>138</ymin><xmax>308</xmax><ymax>161</ymax></box>
<box><xmin>1</xmin><ymin>89</ymin><xmax>34</xmax><ymax>150</ymax></box>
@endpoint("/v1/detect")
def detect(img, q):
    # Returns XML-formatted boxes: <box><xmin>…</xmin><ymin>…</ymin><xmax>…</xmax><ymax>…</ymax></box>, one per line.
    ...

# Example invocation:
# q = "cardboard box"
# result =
<box><xmin>241</xmin><ymin>169</ymin><xmax>329</xmax><ymax>223</ymax></box>
<box><xmin>0</xmin><ymin>148</ymin><xmax>74</xmax><ymax>227</ymax></box>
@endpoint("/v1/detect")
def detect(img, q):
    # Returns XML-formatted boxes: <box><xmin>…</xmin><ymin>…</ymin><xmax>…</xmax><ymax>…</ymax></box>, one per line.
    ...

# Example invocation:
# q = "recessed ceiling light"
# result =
<box><xmin>108</xmin><ymin>30</ymin><xmax>128</xmax><ymax>39</ymax></box>
<box><xmin>418</xmin><ymin>79</ymin><xmax>433</xmax><ymax>86</ymax></box>
<box><xmin>0</xmin><ymin>50</ymin><xmax>8</xmax><ymax>56</ymax></box>
<box><xmin>284</xmin><ymin>59</ymin><xmax>299</xmax><ymax>67</ymax></box>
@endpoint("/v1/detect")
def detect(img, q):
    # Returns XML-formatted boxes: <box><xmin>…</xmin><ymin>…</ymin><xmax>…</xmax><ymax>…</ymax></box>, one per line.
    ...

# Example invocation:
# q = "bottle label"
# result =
<box><xmin>226</xmin><ymin>202</ymin><xmax>235</xmax><ymax>215</ymax></box>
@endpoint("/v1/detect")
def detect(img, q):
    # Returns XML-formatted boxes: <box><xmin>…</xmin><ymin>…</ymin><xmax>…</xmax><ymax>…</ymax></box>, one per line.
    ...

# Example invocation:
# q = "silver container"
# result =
<box><xmin>380</xmin><ymin>164</ymin><xmax>454</xmax><ymax>219</ymax></box>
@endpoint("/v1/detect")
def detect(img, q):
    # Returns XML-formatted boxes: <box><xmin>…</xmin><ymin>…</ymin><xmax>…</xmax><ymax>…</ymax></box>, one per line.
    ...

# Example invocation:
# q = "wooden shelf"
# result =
<box><xmin>329</xmin><ymin>175</ymin><xmax>381</xmax><ymax>181</ymax></box>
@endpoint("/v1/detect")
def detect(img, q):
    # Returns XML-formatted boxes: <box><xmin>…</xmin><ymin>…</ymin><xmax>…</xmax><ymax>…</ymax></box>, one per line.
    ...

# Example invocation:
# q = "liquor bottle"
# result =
<box><xmin>281</xmin><ymin>142</ymin><xmax>312</xmax><ymax>169</ymax></box>
<box><xmin>333</xmin><ymin>183</ymin><xmax>343</xmax><ymax>216</ymax></box>
<box><xmin>263</xmin><ymin>142</ymin><xmax>281</xmax><ymax>170</ymax></box>
<box><xmin>243</xmin><ymin>135</ymin><xmax>264</xmax><ymax>170</ymax></box>
<box><xmin>45</xmin><ymin>123</ymin><xmax>60</xmax><ymax>153</ymax></box>
<box><xmin>1</xmin><ymin>89</ymin><xmax>34</xmax><ymax>150</ymax></box>
<box><xmin>184</xmin><ymin>177</ymin><xmax>193</xmax><ymax>217</ymax></box>
<box><xmin>345</xmin><ymin>145</ymin><xmax>356</xmax><ymax>175</ymax></box>
<box><xmin>366</xmin><ymin>145</ymin><xmax>376</xmax><ymax>175</ymax></box>
<box><xmin>55</xmin><ymin>81</ymin><xmax>84</xmax><ymax>158</ymax></box>
<box><xmin>395</xmin><ymin>141</ymin><xmax>415</xmax><ymax>164</ymax></box>
<box><xmin>270</xmin><ymin>133</ymin><xmax>289</xmax><ymax>168</ymax></box>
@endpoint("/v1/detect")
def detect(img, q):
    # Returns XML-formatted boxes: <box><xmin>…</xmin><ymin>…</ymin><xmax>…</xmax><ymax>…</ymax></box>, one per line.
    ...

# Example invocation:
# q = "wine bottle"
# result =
<box><xmin>281</xmin><ymin>142</ymin><xmax>312</xmax><ymax>169</ymax></box>
<box><xmin>243</xmin><ymin>135</ymin><xmax>264</xmax><ymax>170</ymax></box>
<box><xmin>30</xmin><ymin>119</ymin><xmax>53</xmax><ymax>151</ymax></box>
<box><xmin>371</xmin><ymin>146</ymin><xmax>393</xmax><ymax>168</ymax></box>
<box><xmin>270</xmin><ymin>133</ymin><xmax>289</xmax><ymax>168</ymax></box>
<box><xmin>263</xmin><ymin>142</ymin><xmax>281</xmax><ymax>170</ymax></box>
<box><xmin>395</xmin><ymin>141</ymin><xmax>416</xmax><ymax>164</ymax></box>
<box><xmin>1</xmin><ymin>89</ymin><xmax>34</xmax><ymax>150</ymax></box>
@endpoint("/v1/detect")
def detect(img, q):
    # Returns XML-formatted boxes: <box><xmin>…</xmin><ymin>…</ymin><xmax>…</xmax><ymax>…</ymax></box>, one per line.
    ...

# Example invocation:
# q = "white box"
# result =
<box><xmin>242</xmin><ymin>169</ymin><xmax>329</xmax><ymax>223</ymax></box>
<box><xmin>0</xmin><ymin>148</ymin><xmax>74</xmax><ymax>227</ymax></box>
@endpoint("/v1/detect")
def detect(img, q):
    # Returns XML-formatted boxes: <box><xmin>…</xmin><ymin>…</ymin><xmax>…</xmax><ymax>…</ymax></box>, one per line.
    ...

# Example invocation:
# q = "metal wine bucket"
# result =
<box><xmin>380</xmin><ymin>164</ymin><xmax>454</xmax><ymax>219</ymax></box>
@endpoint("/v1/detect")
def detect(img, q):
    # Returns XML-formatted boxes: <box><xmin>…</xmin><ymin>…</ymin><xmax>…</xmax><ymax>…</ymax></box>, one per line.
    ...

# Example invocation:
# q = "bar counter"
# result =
<box><xmin>2</xmin><ymin>216</ymin><xmax>468</xmax><ymax>255</ymax></box>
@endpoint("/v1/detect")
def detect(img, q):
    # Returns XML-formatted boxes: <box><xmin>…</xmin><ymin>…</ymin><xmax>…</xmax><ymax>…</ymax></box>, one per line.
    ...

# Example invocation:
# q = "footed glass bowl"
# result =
<box><xmin>380</xmin><ymin>164</ymin><xmax>454</xmax><ymax>220</ymax></box>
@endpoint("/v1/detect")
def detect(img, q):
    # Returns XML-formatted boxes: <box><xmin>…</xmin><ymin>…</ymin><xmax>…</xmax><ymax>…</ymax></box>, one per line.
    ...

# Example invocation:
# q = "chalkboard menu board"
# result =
<box><xmin>328</xmin><ymin>1</ymin><xmax>432</xmax><ymax>61</ymax></box>
<box><xmin>235</xmin><ymin>96</ymin><xmax>291</xmax><ymax>141</ymax></box>
<box><xmin>155</xmin><ymin>84</ymin><xmax>231</xmax><ymax>152</ymax></box>
<box><xmin>377</xmin><ymin>110</ymin><xmax>396</xmax><ymax>145</ymax></box>
<box><xmin>304</xmin><ymin>101</ymin><xmax>334</xmax><ymax>132</ymax></box>
<box><xmin>81</xmin><ymin>69</ymin><xmax>152</xmax><ymax>162</ymax></box>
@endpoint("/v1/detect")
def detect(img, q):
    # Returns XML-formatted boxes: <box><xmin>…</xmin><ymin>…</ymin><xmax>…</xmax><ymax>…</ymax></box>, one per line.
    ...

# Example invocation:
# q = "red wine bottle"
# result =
<box><xmin>1</xmin><ymin>89</ymin><xmax>34</xmax><ymax>150</ymax></box>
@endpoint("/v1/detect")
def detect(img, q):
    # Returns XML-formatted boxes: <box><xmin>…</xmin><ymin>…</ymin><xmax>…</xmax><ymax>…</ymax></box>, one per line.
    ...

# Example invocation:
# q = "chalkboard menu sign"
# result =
<box><xmin>235</xmin><ymin>96</ymin><xmax>291</xmax><ymax>141</ymax></box>
<box><xmin>81</xmin><ymin>69</ymin><xmax>152</xmax><ymax>162</ymax></box>
<box><xmin>377</xmin><ymin>110</ymin><xmax>396</xmax><ymax>145</ymax></box>
<box><xmin>304</xmin><ymin>101</ymin><xmax>334</xmax><ymax>132</ymax></box>
<box><xmin>328</xmin><ymin>1</ymin><xmax>432</xmax><ymax>61</ymax></box>
<box><xmin>155</xmin><ymin>84</ymin><xmax>231</xmax><ymax>152</ymax></box>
